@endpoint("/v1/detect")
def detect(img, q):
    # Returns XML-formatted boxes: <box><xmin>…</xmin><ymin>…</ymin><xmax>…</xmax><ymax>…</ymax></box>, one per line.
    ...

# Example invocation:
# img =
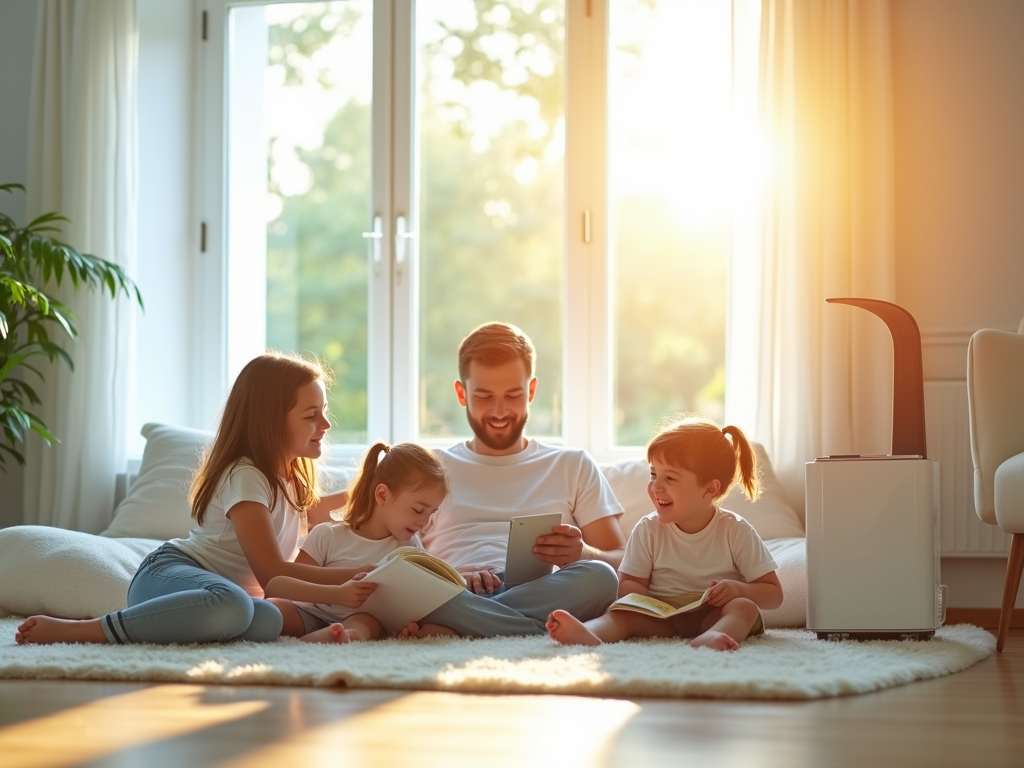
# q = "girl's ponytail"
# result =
<box><xmin>722</xmin><ymin>425</ymin><xmax>762</xmax><ymax>501</ymax></box>
<box><xmin>340</xmin><ymin>442</ymin><xmax>448</xmax><ymax>530</ymax></box>
<box><xmin>344</xmin><ymin>442</ymin><xmax>390</xmax><ymax>529</ymax></box>
<box><xmin>648</xmin><ymin>415</ymin><xmax>762</xmax><ymax>503</ymax></box>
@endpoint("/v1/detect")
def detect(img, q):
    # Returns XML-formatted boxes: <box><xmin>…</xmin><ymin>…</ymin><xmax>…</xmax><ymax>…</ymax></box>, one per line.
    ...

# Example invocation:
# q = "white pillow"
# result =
<box><xmin>600</xmin><ymin>443</ymin><xmax>805</xmax><ymax>541</ymax></box>
<box><xmin>102</xmin><ymin>422</ymin><xmax>357</xmax><ymax>541</ymax></box>
<box><xmin>761</xmin><ymin>537</ymin><xmax>806</xmax><ymax>627</ymax></box>
<box><xmin>101</xmin><ymin>422</ymin><xmax>211</xmax><ymax>540</ymax></box>
<box><xmin>0</xmin><ymin>526</ymin><xmax>158</xmax><ymax>619</ymax></box>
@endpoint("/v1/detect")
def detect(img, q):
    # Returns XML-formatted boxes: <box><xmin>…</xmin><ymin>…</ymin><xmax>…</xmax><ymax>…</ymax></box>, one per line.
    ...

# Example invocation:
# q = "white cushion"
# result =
<box><xmin>101</xmin><ymin>422</ymin><xmax>211</xmax><ymax>540</ymax></box>
<box><xmin>994</xmin><ymin>452</ymin><xmax>1024</xmax><ymax>534</ymax></box>
<box><xmin>601</xmin><ymin>443</ymin><xmax>805</xmax><ymax>542</ymax></box>
<box><xmin>0</xmin><ymin>526</ymin><xmax>159</xmax><ymax>619</ymax></box>
<box><xmin>101</xmin><ymin>423</ymin><xmax>356</xmax><ymax>541</ymax></box>
<box><xmin>761</xmin><ymin>537</ymin><xmax>806</xmax><ymax>627</ymax></box>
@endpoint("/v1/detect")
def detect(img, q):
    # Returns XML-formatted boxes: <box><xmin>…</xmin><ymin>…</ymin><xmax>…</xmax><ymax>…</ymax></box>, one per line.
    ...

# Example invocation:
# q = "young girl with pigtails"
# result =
<box><xmin>265</xmin><ymin>442</ymin><xmax>449</xmax><ymax>643</ymax></box>
<box><xmin>546</xmin><ymin>415</ymin><xmax>783</xmax><ymax>651</ymax></box>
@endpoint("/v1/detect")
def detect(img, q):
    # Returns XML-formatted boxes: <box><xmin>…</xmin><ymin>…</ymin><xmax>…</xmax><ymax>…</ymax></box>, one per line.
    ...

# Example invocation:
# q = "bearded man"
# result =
<box><xmin>406</xmin><ymin>322</ymin><xmax>625</xmax><ymax>638</ymax></box>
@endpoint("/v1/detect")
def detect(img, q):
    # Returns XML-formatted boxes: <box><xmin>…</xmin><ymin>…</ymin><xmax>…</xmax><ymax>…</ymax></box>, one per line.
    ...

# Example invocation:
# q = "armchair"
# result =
<box><xmin>966</xmin><ymin>317</ymin><xmax>1024</xmax><ymax>652</ymax></box>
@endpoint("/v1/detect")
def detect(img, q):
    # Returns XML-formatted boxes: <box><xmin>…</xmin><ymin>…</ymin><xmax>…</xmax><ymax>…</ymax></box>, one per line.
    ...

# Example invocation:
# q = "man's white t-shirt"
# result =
<box><xmin>293</xmin><ymin>523</ymin><xmax>423</xmax><ymax>623</ymax></box>
<box><xmin>620</xmin><ymin>507</ymin><xmax>778</xmax><ymax>598</ymax></box>
<box><xmin>420</xmin><ymin>439</ymin><xmax>623</xmax><ymax>571</ymax></box>
<box><xmin>171</xmin><ymin>461</ymin><xmax>303</xmax><ymax>597</ymax></box>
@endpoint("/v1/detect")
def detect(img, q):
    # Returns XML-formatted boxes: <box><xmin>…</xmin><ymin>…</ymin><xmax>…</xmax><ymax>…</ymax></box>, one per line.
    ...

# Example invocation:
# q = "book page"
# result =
<box><xmin>609</xmin><ymin>588</ymin><xmax>710</xmax><ymax>618</ymax></box>
<box><xmin>358</xmin><ymin>555</ymin><xmax>465</xmax><ymax>634</ymax></box>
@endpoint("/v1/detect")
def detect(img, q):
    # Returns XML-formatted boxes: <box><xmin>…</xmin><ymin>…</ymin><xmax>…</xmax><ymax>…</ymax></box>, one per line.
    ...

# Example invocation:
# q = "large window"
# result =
<box><xmin>198</xmin><ymin>0</ymin><xmax>756</xmax><ymax>459</ymax></box>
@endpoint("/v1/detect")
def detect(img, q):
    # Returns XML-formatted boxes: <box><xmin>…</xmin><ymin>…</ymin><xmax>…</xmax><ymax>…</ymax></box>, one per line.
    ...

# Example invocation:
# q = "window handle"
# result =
<box><xmin>395</xmin><ymin>214</ymin><xmax>417</xmax><ymax>284</ymax></box>
<box><xmin>362</xmin><ymin>214</ymin><xmax>383</xmax><ymax>271</ymax></box>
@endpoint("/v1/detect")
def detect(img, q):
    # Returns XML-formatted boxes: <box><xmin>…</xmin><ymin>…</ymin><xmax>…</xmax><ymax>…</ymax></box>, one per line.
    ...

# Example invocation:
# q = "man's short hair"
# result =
<box><xmin>458</xmin><ymin>322</ymin><xmax>536</xmax><ymax>381</ymax></box>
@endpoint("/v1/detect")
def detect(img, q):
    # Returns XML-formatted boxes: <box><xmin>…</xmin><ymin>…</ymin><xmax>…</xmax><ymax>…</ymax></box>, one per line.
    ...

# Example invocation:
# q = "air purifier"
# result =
<box><xmin>805</xmin><ymin>299</ymin><xmax>946</xmax><ymax>640</ymax></box>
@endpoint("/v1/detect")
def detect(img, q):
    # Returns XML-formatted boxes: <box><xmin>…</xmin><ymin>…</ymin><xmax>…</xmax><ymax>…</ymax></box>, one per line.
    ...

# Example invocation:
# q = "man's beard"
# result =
<box><xmin>466</xmin><ymin>409</ymin><xmax>530</xmax><ymax>451</ymax></box>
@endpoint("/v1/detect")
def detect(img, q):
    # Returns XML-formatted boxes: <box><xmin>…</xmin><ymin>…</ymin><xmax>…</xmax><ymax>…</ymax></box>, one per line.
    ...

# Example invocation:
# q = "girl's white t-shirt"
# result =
<box><xmin>420</xmin><ymin>439</ymin><xmax>623</xmax><ymax>571</ymax></box>
<box><xmin>171</xmin><ymin>461</ymin><xmax>303</xmax><ymax>597</ymax></box>
<box><xmin>620</xmin><ymin>507</ymin><xmax>778</xmax><ymax>598</ymax></box>
<box><xmin>294</xmin><ymin>523</ymin><xmax>423</xmax><ymax>623</ymax></box>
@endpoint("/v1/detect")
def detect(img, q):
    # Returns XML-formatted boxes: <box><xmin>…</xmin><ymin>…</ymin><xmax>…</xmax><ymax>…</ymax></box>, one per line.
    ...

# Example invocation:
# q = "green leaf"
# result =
<box><xmin>3</xmin><ymin>411</ymin><xmax>25</xmax><ymax>442</ymax></box>
<box><xmin>0</xmin><ymin>351</ymin><xmax>32</xmax><ymax>384</ymax></box>
<box><xmin>0</xmin><ymin>308</ymin><xmax>7</xmax><ymax>339</ymax></box>
<box><xmin>24</xmin><ymin>410</ymin><xmax>57</xmax><ymax>443</ymax></box>
<box><xmin>37</xmin><ymin>341</ymin><xmax>74</xmax><ymax>370</ymax></box>
<box><xmin>49</xmin><ymin>306</ymin><xmax>75</xmax><ymax>337</ymax></box>
<box><xmin>26</xmin><ymin>211</ymin><xmax>67</xmax><ymax>230</ymax></box>
<box><xmin>6</xmin><ymin>378</ymin><xmax>41</xmax><ymax>405</ymax></box>
<box><xmin>0</xmin><ymin>440</ymin><xmax>27</xmax><ymax>468</ymax></box>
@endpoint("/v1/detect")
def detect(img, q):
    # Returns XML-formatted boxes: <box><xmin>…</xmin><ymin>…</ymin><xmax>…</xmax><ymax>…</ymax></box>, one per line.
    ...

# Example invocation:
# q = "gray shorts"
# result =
<box><xmin>291</xmin><ymin>604</ymin><xmax>334</xmax><ymax>635</ymax></box>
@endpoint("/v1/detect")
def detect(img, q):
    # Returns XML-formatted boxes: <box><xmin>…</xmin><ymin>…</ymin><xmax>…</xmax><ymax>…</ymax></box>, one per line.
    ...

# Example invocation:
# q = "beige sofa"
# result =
<box><xmin>0</xmin><ymin>423</ymin><xmax>807</xmax><ymax>627</ymax></box>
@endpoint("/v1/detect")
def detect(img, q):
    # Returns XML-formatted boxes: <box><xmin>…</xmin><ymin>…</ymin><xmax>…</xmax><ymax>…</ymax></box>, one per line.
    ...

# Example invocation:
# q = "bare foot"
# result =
<box><xmin>299</xmin><ymin>622</ymin><xmax>361</xmax><ymax>644</ymax></box>
<box><xmin>690</xmin><ymin>630</ymin><xmax>740</xmax><ymax>651</ymax></box>
<box><xmin>398</xmin><ymin>621</ymin><xmax>459</xmax><ymax>639</ymax></box>
<box><xmin>15</xmin><ymin>616</ymin><xmax>108</xmax><ymax>646</ymax></box>
<box><xmin>546</xmin><ymin>609</ymin><xmax>601</xmax><ymax>647</ymax></box>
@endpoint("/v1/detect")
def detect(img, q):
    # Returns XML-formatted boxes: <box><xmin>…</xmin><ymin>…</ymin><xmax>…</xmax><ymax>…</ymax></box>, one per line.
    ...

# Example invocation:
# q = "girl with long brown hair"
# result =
<box><xmin>17</xmin><ymin>352</ymin><xmax>369</xmax><ymax>646</ymax></box>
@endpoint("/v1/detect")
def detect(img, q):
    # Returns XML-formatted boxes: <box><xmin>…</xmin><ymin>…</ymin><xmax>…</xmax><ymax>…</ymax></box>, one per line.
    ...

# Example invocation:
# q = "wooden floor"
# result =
<box><xmin>1</xmin><ymin>628</ymin><xmax>1022</xmax><ymax>768</ymax></box>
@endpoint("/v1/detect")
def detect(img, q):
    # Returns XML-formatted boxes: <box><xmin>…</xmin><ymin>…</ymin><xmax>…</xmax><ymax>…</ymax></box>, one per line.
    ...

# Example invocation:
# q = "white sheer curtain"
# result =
<box><xmin>23</xmin><ymin>0</ymin><xmax>138</xmax><ymax>532</ymax></box>
<box><xmin>726</xmin><ymin>0</ymin><xmax>896</xmax><ymax>512</ymax></box>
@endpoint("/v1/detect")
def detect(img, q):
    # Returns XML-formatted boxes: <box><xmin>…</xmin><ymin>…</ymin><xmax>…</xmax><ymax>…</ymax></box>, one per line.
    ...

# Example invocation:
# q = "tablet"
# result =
<box><xmin>503</xmin><ymin>513</ymin><xmax>562</xmax><ymax>587</ymax></box>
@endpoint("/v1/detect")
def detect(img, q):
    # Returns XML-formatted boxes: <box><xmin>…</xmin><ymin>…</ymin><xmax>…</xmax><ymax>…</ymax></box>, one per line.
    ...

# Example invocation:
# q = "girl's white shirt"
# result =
<box><xmin>619</xmin><ymin>507</ymin><xmax>778</xmax><ymax>598</ymax></box>
<box><xmin>171</xmin><ymin>460</ymin><xmax>303</xmax><ymax>597</ymax></box>
<box><xmin>291</xmin><ymin>523</ymin><xmax>424</xmax><ymax>623</ymax></box>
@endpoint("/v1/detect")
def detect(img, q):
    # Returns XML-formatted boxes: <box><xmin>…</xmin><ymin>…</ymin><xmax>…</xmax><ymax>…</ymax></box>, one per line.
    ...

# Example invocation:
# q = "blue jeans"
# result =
<box><xmin>99</xmin><ymin>543</ymin><xmax>283</xmax><ymax>644</ymax></box>
<box><xmin>419</xmin><ymin>559</ymin><xmax>618</xmax><ymax>637</ymax></box>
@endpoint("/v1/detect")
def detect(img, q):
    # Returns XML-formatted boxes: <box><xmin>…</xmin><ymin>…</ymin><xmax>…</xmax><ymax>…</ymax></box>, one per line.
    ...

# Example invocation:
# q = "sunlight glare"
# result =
<box><xmin>611</xmin><ymin>0</ymin><xmax>769</xmax><ymax>233</ymax></box>
<box><xmin>0</xmin><ymin>685</ymin><xmax>268</xmax><ymax>768</ymax></box>
<box><xmin>216</xmin><ymin>692</ymin><xmax>640</xmax><ymax>768</ymax></box>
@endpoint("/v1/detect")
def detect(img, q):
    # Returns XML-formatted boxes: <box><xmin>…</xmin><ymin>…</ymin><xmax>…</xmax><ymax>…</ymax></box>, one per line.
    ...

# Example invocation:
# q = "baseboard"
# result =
<box><xmin>945</xmin><ymin>608</ymin><xmax>1024</xmax><ymax>629</ymax></box>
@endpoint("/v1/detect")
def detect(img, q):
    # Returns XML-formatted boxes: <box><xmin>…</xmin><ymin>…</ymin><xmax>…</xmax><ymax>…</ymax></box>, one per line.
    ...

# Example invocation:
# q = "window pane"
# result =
<box><xmin>415</xmin><ymin>1</ymin><xmax>565</xmax><ymax>439</ymax></box>
<box><xmin>259</xmin><ymin>2</ymin><xmax>373</xmax><ymax>443</ymax></box>
<box><xmin>609</xmin><ymin>0</ymin><xmax>731</xmax><ymax>446</ymax></box>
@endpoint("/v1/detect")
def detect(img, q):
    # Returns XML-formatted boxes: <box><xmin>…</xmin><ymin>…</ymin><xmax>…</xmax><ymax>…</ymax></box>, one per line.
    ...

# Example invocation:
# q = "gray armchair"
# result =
<box><xmin>967</xmin><ymin>317</ymin><xmax>1024</xmax><ymax>652</ymax></box>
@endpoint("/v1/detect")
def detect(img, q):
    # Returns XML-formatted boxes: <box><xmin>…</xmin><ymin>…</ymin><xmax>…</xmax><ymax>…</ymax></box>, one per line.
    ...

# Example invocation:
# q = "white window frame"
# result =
<box><xmin>193</xmin><ymin>0</ymin><xmax>645</xmax><ymax>463</ymax></box>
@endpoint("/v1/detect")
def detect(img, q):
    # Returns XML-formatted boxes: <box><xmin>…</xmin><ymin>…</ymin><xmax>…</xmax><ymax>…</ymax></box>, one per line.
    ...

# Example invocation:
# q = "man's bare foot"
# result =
<box><xmin>300</xmin><ymin>623</ymin><xmax>362</xmax><ymax>644</ymax></box>
<box><xmin>545</xmin><ymin>609</ymin><xmax>601</xmax><ymax>646</ymax></box>
<box><xmin>690</xmin><ymin>630</ymin><xmax>740</xmax><ymax>651</ymax></box>
<box><xmin>15</xmin><ymin>616</ymin><xmax>108</xmax><ymax>646</ymax></box>
<box><xmin>397</xmin><ymin>621</ymin><xmax>458</xmax><ymax>639</ymax></box>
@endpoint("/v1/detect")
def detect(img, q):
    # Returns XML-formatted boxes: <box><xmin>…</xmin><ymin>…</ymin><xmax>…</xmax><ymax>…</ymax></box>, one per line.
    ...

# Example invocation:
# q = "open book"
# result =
<box><xmin>358</xmin><ymin>547</ymin><xmax>466</xmax><ymax>634</ymax></box>
<box><xmin>608</xmin><ymin>587</ymin><xmax>714</xmax><ymax>619</ymax></box>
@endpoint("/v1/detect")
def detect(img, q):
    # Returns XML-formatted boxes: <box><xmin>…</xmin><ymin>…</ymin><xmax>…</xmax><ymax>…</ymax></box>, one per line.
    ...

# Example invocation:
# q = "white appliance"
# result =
<box><xmin>806</xmin><ymin>456</ymin><xmax>945</xmax><ymax>640</ymax></box>
<box><xmin>806</xmin><ymin>298</ymin><xmax>946</xmax><ymax>641</ymax></box>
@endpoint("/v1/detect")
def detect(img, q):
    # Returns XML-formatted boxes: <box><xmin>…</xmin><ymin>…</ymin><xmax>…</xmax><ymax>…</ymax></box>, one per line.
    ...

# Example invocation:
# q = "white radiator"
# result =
<box><xmin>924</xmin><ymin>381</ymin><xmax>1011</xmax><ymax>557</ymax></box>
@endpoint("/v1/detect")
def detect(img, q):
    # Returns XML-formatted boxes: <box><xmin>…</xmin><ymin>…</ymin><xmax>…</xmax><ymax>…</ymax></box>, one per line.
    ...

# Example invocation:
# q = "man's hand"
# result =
<box><xmin>333</xmin><ymin>572</ymin><xmax>377</xmax><ymax>607</ymax></box>
<box><xmin>532</xmin><ymin>524</ymin><xmax>585</xmax><ymax>567</ymax></box>
<box><xmin>458</xmin><ymin>567</ymin><xmax>503</xmax><ymax>595</ymax></box>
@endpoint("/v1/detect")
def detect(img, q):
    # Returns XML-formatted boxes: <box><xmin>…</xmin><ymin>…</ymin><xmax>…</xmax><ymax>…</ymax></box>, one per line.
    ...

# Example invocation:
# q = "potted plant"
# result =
<box><xmin>0</xmin><ymin>182</ymin><xmax>143</xmax><ymax>468</ymax></box>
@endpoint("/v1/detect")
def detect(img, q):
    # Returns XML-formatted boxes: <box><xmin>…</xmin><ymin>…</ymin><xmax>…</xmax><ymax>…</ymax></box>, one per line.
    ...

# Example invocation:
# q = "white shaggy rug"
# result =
<box><xmin>0</xmin><ymin>618</ymin><xmax>994</xmax><ymax>700</ymax></box>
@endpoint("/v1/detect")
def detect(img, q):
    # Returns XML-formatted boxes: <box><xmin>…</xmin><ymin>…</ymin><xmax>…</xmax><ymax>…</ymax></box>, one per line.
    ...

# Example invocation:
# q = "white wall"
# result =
<box><xmin>0</xmin><ymin>0</ymin><xmax>38</xmax><ymax>528</ymax></box>
<box><xmin>892</xmin><ymin>0</ymin><xmax>1024</xmax><ymax>608</ymax></box>
<box><xmin>132</xmin><ymin>0</ymin><xmax>199</xmax><ymax>456</ymax></box>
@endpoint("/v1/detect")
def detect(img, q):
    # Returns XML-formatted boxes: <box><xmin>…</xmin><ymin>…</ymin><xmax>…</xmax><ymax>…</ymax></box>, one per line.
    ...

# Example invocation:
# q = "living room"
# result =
<box><xmin>0</xmin><ymin>1</ymin><xmax>1022</xmax><ymax>765</ymax></box>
